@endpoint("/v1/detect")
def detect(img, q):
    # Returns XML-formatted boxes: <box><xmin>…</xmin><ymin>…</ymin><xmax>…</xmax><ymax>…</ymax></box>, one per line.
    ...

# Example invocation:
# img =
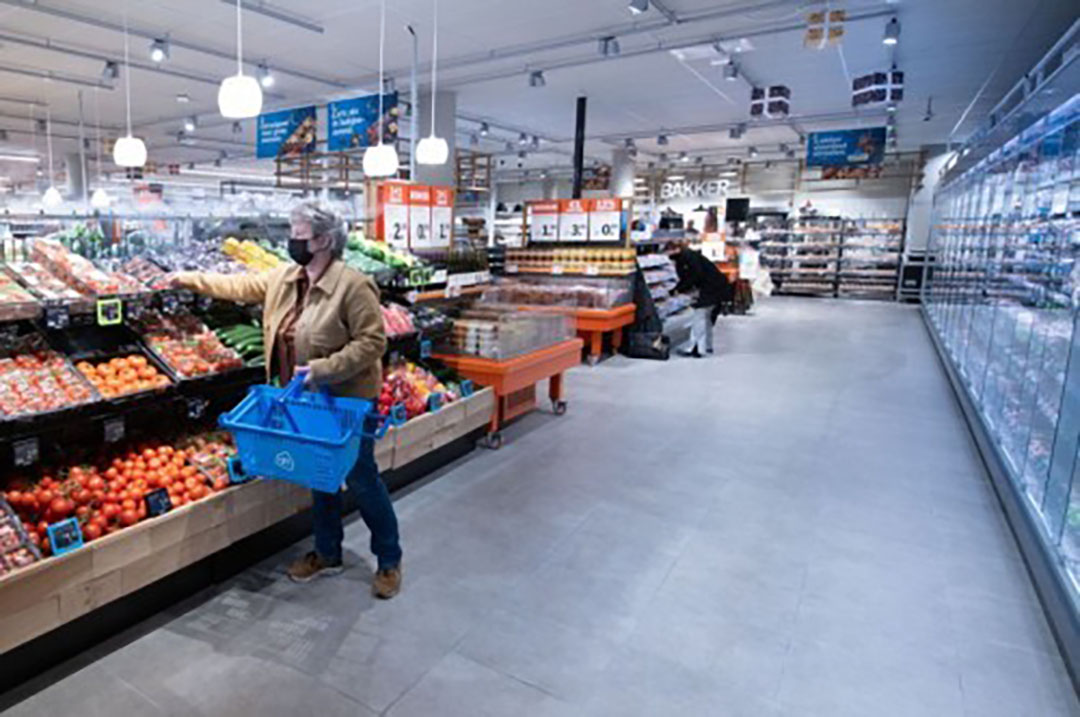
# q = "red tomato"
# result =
<box><xmin>73</xmin><ymin>489</ymin><xmax>93</xmax><ymax>505</ymax></box>
<box><xmin>101</xmin><ymin>503</ymin><xmax>120</xmax><ymax>521</ymax></box>
<box><xmin>36</xmin><ymin>520</ymin><xmax>48</xmax><ymax>536</ymax></box>
<box><xmin>88</xmin><ymin>476</ymin><xmax>106</xmax><ymax>492</ymax></box>
<box><xmin>105</xmin><ymin>468</ymin><xmax>119</xmax><ymax>481</ymax></box>
<box><xmin>189</xmin><ymin>485</ymin><xmax>207</xmax><ymax>501</ymax></box>
<box><xmin>6</xmin><ymin>490</ymin><xmax>22</xmax><ymax>506</ymax></box>
<box><xmin>37</xmin><ymin>489</ymin><xmax>55</xmax><ymax>506</ymax></box>
<box><xmin>121</xmin><ymin>499</ymin><xmax>137</xmax><ymax>512</ymax></box>
<box><xmin>212</xmin><ymin>478</ymin><xmax>229</xmax><ymax>492</ymax></box>
<box><xmin>119</xmin><ymin>510</ymin><xmax>139</xmax><ymax>527</ymax></box>
<box><xmin>75</xmin><ymin>505</ymin><xmax>90</xmax><ymax>520</ymax></box>
<box><xmin>183</xmin><ymin>478</ymin><xmax>199</xmax><ymax>492</ymax></box>
<box><xmin>50</xmin><ymin>497</ymin><xmax>74</xmax><ymax>516</ymax></box>
<box><xmin>83</xmin><ymin>523</ymin><xmax>103</xmax><ymax>541</ymax></box>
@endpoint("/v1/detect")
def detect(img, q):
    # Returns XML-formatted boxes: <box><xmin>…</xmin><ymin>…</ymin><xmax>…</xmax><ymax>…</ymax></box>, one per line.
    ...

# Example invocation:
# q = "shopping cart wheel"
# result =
<box><xmin>484</xmin><ymin>432</ymin><xmax>504</xmax><ymax>450</ymax></box>
<box><xmin>553</xmin><ymin>400</ymin><xmax>568</xmax><ymax>416</ymax></box>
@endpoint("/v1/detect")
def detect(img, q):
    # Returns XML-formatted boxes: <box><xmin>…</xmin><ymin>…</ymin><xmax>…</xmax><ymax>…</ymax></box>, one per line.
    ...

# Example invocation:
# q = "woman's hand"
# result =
<box><xmin>295</xmin><ymin>365</ymin><xmax>314</xmax><ymax>386</ymax></box>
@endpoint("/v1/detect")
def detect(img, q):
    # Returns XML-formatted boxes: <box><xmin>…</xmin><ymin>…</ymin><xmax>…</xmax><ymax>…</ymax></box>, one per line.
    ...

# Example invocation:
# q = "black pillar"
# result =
<box><xmin>571</xmin><ymin>96</ymin><xmax>587</xmax><ymax>199</ymax></box>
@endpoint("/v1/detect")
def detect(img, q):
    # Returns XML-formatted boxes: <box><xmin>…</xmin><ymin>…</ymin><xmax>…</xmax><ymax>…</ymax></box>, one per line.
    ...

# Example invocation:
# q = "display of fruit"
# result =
<box><xmin>176</xmin><ymin>432</ymin><xmax>235</xmax><ymax>492</ymax></box>
<box><xmin>0</xmin><ymin>333</ymin><xmax>97</xmax><ymax>417</ymax></box>
<box><xmin>0</xmin><ymin>270</ymin><xmax>40</xmax><ymax>321</ymax></box>
<box><xmin>377</xmin><ymin>362</ymin><xmax>456</xmax><ymax>419</ymax></box>
<box><xmin>4</xmin><ymin>262</ymin><xmax>86</xmax><ymax>303</ymax></box>
<box><xmin>347</xmin><ymin>233</ymin><xmax>418</xmax><ymax>270</ymax></box>
<box><xmin>411</xmin><ymin>305</ymin><xmax>453</xmax><ymax>334</ymax></box>
<box><xmin>214</xmin><ymin>323</ymin><xmax>265</xmax><ymax>366</ymax></box>
<box><xmin>75</xmin><ymin>354</ymin><xmax>170</xmax><ymax>398</ymax></box>
<box><xmin>381</xmin><ymin>304</ymin><xmax>415</xmax><ymax>337</ymax></box>
<box><xmin>33</xmin><ymin>237</ymin><xmax>146</xmax><ymax>296</ymax></box>
<box><xmin>222</xmin><ymin>237</ymin><xmax>282</xmax><ymax>271</ymax></box>
<box><xmin>0</xmin><ymin>501</ymin><xmax>39</xmax><ymax>576</ymax></box>
<box><xmin>148</xmin><ymin>240</ymin><xmax>248</xmax><ymax>275</ymax></box>
<box><xmin>132</xmin><ymin>311</ymin><xmax>245</xmax><ymax>378</ymax></box>
<box><xmin>122</xmin><ymin>256</ymin><xmax>173</xmax><ymax>290</ymax></box>
<box><xmin>3</xmin><ymin>437</ymin><xmax>234</xmax><ymax>560</ymax></box>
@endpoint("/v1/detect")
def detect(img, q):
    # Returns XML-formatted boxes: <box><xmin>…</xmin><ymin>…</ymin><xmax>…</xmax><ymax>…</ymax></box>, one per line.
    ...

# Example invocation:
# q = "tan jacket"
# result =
<box><xmin>177</xmin><ymin>260</ymin><xmax>386</xmax><ymax>399</ymax></box>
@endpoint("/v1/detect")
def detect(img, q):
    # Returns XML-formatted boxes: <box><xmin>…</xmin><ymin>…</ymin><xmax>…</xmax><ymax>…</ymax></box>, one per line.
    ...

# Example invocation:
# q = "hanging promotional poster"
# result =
<box><xmin>256</xmin><ymin>106</ymin><xmax>317</xmax><ymax>159</ymax></box>
<box><xmin>806</xmin><ymin>127</ymin><xmax>887</xmax><ymax>178</ymax></box>
<box><xmin>327</xmin><ymin>93</ymin><xmax>400</xmax><ymax>151</ymax></box>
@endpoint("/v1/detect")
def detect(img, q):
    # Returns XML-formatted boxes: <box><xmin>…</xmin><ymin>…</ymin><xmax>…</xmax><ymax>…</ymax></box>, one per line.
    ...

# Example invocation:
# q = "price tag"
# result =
<box><xmin>427</xmin><ymin>393</ymin><xmax>443</xmax><ymax>412</ymax></box>
<box><xmin>431</xmin><ymin>187</ymin><xmax>455</xmax><ymax>250</ymax></box>
<box><xmin>558</xmin><ymin>199</ymin><xmax>590</xmax><ymax>242</ymax></box>
<box><xmin>13</xmin><ymin>437</ymin><xmax>39</xmax><ymax>467</ymax></box>
<box><xmin>505</xmin><ymin>263</ymin><xmax>519</xmax><ymax>274</ymax></box>
<box><xmin>527</xmin><ymin>201</ymin><xmax>560</xmax><ymax>243</ymax></box>
<box><xmin>390</xmin><ymin>403</ymin><xmax>408</xmax><ymax>426</ymax></box>
<box><xmin>445</xmin><ymin>283</ymin><xmax>462</xmax><ymax>299</ymax></box>
<box><xmin>43</xmin><ymin>302</ymin><xmax>70</xmax><ymax>330</ymax></box>
<box><xmin>226</xmin><ymin>455</ymin><xmax>251</xmax><ymax>484</ymax></box>
<box><xmin>124</xmin><ymin>298</ymin><xmax>145</xmax><ymax>321</ymax></box>
<box><xmin>160</xmin><ymin>291</ymin><xmax>180</xmax><ymax>315</ymax></box>
<box><xmin>186</xmin><ymin>397</ymin><xmax>209</xmax><ymax>420</ymax></box>
<box><xmin>196</xmin><ymin>295</ymin><xmax>213</xmax><ymax>312</ymax></box>
<box><xmin>178</xmin><ymin>289</ymin><xmax>195</xmax><ymax>305</ymax></box>
<box><xmin>46</xmin><ymin>518</ymin><xmax>83</xmax><ymax>556</ymax></box>
<box><xmin>589</xmin><ymin>199</ymin><xmax>622</xmax><ymax>242</ymax></box>
<box><xmin>460</xmin><ymin>379</ymin><xmax>474</xmax><ymax>397</ymax></box>
<box><xmin>420</xmin><ymin>339</ymin><xmax>432</xmax><ymax>359</ymax></box>
<box><xmin>144</xmin><ymin>487</ymin><xmax>173</xmax><ymax>517</ymax></box>
<box><xmin>476</xmin><ymin>271</ymin><xmax>491</xmax><ymax>284</ymax></box>
<box><xmin>585</xmin><ymin>265</ymin><xmax>600</xmax><ymax>276</ymax></box>
<box><xmin>96</xmin><ymin>297</ymin><xmax>123</xmax><ymax>326</ymax></box>
<box><xmin>104</xmin><ymin>416</ymin><xmax>125</xmax><ymax>443</ymax></box>
<box><xmin>552</xmin><ymin>265</ymin><xmax>564</xmax><ymax>275</ymax></box>
<box><xmin>431</xmin><ymin>269</ymin><xmax>448</xmax><ymax>285</ymax></box>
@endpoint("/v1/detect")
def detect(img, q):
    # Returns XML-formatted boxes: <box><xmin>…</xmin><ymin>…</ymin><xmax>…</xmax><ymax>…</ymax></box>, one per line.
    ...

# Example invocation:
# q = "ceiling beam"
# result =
<box><xmin>219</xmin><ymin>0</ymin><xmax>324</xmax><ymax>34</ymax></box>
<box><xmin>0</xmin><ymin>0</ymin><xmax>348</xmax><ymax>88</ymax></box>
<box><xmin>0</xmin><ymin>61</ymin><xmax>114</xmax><ymax>90</ymax></box>
<box><xmin>0</xmin><ymin>31</ymin><xmax>286</xmax><ymax>100</ymax></box>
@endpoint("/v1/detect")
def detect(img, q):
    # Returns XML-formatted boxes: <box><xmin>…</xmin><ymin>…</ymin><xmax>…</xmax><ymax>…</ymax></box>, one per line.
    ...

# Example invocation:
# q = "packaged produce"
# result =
<box><xmin>176</xmin><ymin>431</ymin><xmax>235</xmax><ymax>491</ymax></box>
<box><xmin>0</xmin><ymin>270</ymin><xmax>40</xmax><ymax>321</ymax></box>
<box><xmin>4</xmin><ymin>262</ymin><xmax>87</xmax><ymax>303</ymax></box>
<box><xmin>377</xmin><ymin>362</ymin><xmax>456</xmax><ymax>419</ymax></box>
<box><xmin>381</xmin><ymin>304</ymin><xmax>416</xmax><ymax>337</ymax></box>
<box><xmin>33</xmin><ymin>238</ymin><xmax>146</xmax><ymax>296</ymax></box>
<box><xmin>122</xmin><ymin>256</ymin><xmax>173</xmax><ymax>290</ymax></box>
<box><xmin>0</xmin><ymin>332</ymin><xmax>97</xmax><ymax>417</ymax></box>
<box><xmin>131</xmin><ymin>311</ymin><xmax>245</xmax><ymax>378</ymax></box>
<box><xmin>148</xmin><ymin>240</ymin><xmax>248</xmax><ymax>275</ymax></box>
<box><xmin>0</xmin><ymin>501</ymin><xmax>39</xmax><ymax>576</ymax></box>
<box><xmin>75</xmin><ymin>354</ymin><xmax>170</xmax><ymax>398</ymax></box>
<box><xmin>411</xmin><ymin>305</ymin><xmax>453</xmax><ymax>334</ymax></box>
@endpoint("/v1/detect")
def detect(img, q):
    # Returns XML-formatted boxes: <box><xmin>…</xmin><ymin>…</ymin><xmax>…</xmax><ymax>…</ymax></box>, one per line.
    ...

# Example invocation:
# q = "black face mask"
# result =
<box><xmin>288</xmin><ymin>239</ymin><xmax>314</xmax><ymax>266</ymax></box>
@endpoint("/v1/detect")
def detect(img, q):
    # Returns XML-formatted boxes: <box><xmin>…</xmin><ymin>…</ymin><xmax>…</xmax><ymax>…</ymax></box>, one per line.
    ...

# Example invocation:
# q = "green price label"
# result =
<box><xmin>96</xmin><ymin>298</ymin><xmax>123</xmax><ymax>326</ymax></box>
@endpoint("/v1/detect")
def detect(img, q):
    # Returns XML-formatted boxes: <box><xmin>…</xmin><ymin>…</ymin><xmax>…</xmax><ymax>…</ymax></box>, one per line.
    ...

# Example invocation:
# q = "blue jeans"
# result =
<box><xmin>311</xmin><ymin>428</ymin><xmax>401</xmax><ymax>570</ymax></box>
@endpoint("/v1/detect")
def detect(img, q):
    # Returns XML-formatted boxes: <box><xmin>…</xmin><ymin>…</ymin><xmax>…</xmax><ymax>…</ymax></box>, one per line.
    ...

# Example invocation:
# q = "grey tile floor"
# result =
<box><xmin>4</xmin><ymin>297</ymin><xmax>1077</xmax><ymax>716</ymax></box>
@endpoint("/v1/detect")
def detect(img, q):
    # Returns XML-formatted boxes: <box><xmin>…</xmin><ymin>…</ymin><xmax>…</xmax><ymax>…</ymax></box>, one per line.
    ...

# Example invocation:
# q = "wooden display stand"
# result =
<box><xmin>433</xmin><ymin>338</ymin><xmax>583</xmax><ymax>448</ymax></box>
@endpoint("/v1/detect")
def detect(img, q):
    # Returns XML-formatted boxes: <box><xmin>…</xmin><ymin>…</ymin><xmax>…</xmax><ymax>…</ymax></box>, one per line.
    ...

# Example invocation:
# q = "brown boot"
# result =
<box><xmin>287</xmin><ymin>551</ymin><xmax>343</xmax><ymax>583</ymax></box>
<box><xmin>373</xmin><ymin>565</ymin><xmax>402</xmax><ymax>599</ymax></box>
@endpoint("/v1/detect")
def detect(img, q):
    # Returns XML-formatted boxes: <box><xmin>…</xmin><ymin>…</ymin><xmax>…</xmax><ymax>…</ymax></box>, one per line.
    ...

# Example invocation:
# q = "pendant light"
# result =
<box><xmin>113</xmin><ymin>9</ymin><xmax>147</xmax><ymax>167</ymax></box>
<box><xmin>218</xmin><ymin>0</ymin><xmax>263</xmax><ymax>119</ymax></box>
<box><xmin>416</xmin><ymin>0</ymin><xmax>448</xmax><ymax>165</ymax></box>
<box><xmin>363</xmin><ymin>0</ymin><xmax>400</xmax><ymax>177</ymax></box>
<box><xmin>41</xmin><ymin>107</ymin><xmax>62</xmax><ymax>208</ymax></box>
<box><xmin>90</xmin><ymin>89</ymin><xmax>110</xmax><ymax>209</ymax></box>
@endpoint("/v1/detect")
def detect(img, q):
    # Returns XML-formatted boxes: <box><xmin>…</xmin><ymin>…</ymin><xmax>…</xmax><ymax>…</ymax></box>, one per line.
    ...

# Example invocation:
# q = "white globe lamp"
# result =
<box><xmin>42</xmin><ymin>186</ymin><xmax>63</xmax><ymax>208</ymax></box>
<box><xmin>218</xmin><ymin>74</ymin><xmax>263</xmax><ymax>119</ymax></box>
<box><xmin>363</xmin><ymin>143</ymin><xmax>399</xmax><ymax>177</ymax></box>
<box><xmin>90</xmin><ymin>187</ymin><xmax>111</xmax><ymax>209</ymax></box>
<box><xmin>416</xmin><ymin>135</ymin><xmax>449</xmax><ymax>165</ymax></box>
<box><xmin>113</xmin><ymin>135</ymin><xmax>148</xmax><ymax>168</ymax></box>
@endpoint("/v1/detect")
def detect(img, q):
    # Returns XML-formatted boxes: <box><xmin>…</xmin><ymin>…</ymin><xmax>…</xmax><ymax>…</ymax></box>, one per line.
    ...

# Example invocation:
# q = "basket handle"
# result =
<box><xmin>268</xmin><ymin>376</ymin><xmax>304</xmax><ymax>433</ymax></box>
<box><xmin>364</xmin><ymin>412</ymin><xmax>391</xmax><ymax>440</ymax></box>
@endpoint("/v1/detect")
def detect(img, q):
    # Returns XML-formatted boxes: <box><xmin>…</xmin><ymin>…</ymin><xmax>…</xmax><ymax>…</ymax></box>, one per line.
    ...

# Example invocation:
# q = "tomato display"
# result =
<box><xmin>75</xmin><ymin>354</ymin><xmax>170</xmax><ymax>398</ymax></box>
<box><xmin>132</xmin><ymin>311</ymin><xmax>244</xmax><ymax>379</ymax></box>
<box><xmin>377</xmin><ymin>362</ymin><xmax>457</xmax><ymax>419</ymax></box>
<box><xmin>0</xmin><ymin>333</ymin><xmax>97</xmax><ymax>417</ymax></box>
<box><xmin>2</xmin><ymin>434</ymin><xmax>237</xmax><ymax>564</ymax></box>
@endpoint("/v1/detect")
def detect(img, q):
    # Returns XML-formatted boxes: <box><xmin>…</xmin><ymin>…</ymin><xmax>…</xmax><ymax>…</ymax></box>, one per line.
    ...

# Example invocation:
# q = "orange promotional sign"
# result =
<box><xmin>431</xmin><ymin>187</ymin><xmax>455</xmax><ymax>248</ymax></box>
<box><xmin>558</xmin><ymin>199</ymin><xmax>590</xmax><ymax>242</ymax></box>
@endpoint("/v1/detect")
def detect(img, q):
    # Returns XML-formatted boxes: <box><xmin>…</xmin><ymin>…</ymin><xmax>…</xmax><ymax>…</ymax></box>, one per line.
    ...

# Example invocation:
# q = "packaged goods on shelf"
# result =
<box><xmin>176</xmin><ymin>431</ymin><xmax>236</xmax><ymax>489</ymax></box>
<box><xmin>0</xmin><ymin>500</ymin><xmax>39</xmax><ymax>577</ymax></box>
<box><xmin>480</xmin><ymin>276</ymin><xmax>632</xmax><ymax>309</ymax></box>
<box><xmin>32</xmin><ymin>238</ymin><xmax>146</xmax><ymax>297</ymax></box>
<box><xmin>441</xmin><ymin>307</ymin><xmax>573</xmax><ymax>360</ymax></box>
<box><xmin>410</xmin><ymin>305</ymin><xmax>453</xmax><ymax>335</ymax></box>
<box><xmin>381</xmin><ymin>304</ymin><xmax>416</xmax><ymax>337</ymax></box>
<box><xmin>377</xmin><ymin>362</ymin><xmax>456</xmax><ymax>419</ymax></box>
<box><xmin>0</xmin><ymin>270</ymin><xmax>40</xmax><ymax>321</ymax></box>
<box><xmin>0</xmin><ymin>331</ymin><xmax>98</xmax><ymax>417</ymax></box>
<box><xmin>506</xmin><ymin>247</ymin><xmax>636</xmax><ymax>275</ymax></box>
<box><xmin>131</xmin><ymin>310</ymin><xmax>245</xmax><ymax>379</ymax></box>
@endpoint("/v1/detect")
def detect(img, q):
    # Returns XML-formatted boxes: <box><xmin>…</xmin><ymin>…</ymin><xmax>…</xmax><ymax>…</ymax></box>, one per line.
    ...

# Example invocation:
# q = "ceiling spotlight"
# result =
<box><xmin>383</xmin><ymin>76</ymin><xmax>396</xmax><ymax>94</ymax></box>
<box><xmin>695</xmin><ymin>156</ymin><xmax>704</xmax><ymax>165</ymax></box>
<box><xmin>518</xmin><ymin>132</ymin><xmax>528</xmax><ymax>146</ymax></box>
<box><xmin>599</xmin><ymin>36</ymin><xmax>621</xmax><ymax>57</ymax></box>
<box><xmin>540</xmin><ymin>171</ymin><xmax>548</xmax><ymax>179</ymax></box>
<box><xmin>531</xmin><ymin>135</ymin><xmax>540</xmax><ymax>149</ymax></box>
<box><xmin>723</xmin><ymin>61</ymin><xmax>739</xmax><ymax>81</ymax></box>
<box><xmin>886</xmin><ymin>115</ymin><xmax>896</xmax><ymax>127</ymax></box>
<box><xmin>102</xmin><ymin>61</ymin><xmax>119</xmax><ymax>81</ymax></box>
<box><xmin>748</xmin><ymin>146</ymin><xmax>759</xmax><ymax>158</ymax></box>
<box><xmin>628</xmin><ymin>0</ymin><xmax>649</xmax><ymax>15</ymax></box>
<box><xmin>232</xmin><ymin>121</ymin><xmax>242</xmax><ymax>135</ymax></box>
<box><xmin>529</xmin><ymin>70</ymin><xmax>546</xmax><ymax>88</ymax></box>
<box><xmin>183</xmin><ymin>115</ymin><xmax>197</xmax><ymax>133</ymax></box>
<box><xmin>883</xmin><ymin>17</ymin><xmax>900</xmax><ymax>46</ymax></box>
<box><xmin>149</xmin><ymin>37</ymin><xmax>169</xmax><ymax>63</ymax></box>
<box><xmin>257</xmin><ymin>62</ymin><xmax>275</xmax><ymax>89</ymax></box>
<box><xmin>505</xmin><ymin>141</ymin><xmax>514</xmax><ymax>152</ymax></box>
<box><xmin>469</xmin><ymin>133</ymin><xmax>479</xmax><ymax>146</ymax></box>
<box><xmin>214</xmin><ymin>158</ymin><xmax>222</xmax><ymax>167</ymax></box>
<box><xmin>518</xmin><ymin>150</ymin><xmax>527</xmax><ymax>159</ymax></box>
<box><xmin>624</xmin><ymin>138</ymin><xmax>636</xmax><ymax>150</ymax></box>
<box><xmin>479</xmin><ymin>122</ymin><xmax>490</xmax><ymax>136</ymax></box>
<box><xmin>0</xmin><ymin>129</ymin><xmax>7</xmax><ymax>142</ymax></box>
<box><xmin>729</xmin><ymin>123</ymin><xmax>745</xmax><ymax>140</ymax></box>
<box><xmin>887</xmin><ymin>103</ymin><xmax>897</xmax><ymax>113</ymax></box>
<box><xmin>779</xmin><ymin>143</ymin><xmax>789</xmax><ymax>153</ymax></box>
<box><xmin>679</xmin><ymin>151</ymin><xmax>689</xmax><ymax>162</ymax></box>
<box><xmin>175</xmin><ymin>93</ymin><xmax>191</xmax><ymax>103</ymax></box>
<box><xmin>785</xmin><ymin>149</ymin><xmax>796</xmax><ymax>159</ymax></box>
<box><xmin>657</xmin><ymin>134</ymin><xmax>669</xmax><ymax>146</ymax></box>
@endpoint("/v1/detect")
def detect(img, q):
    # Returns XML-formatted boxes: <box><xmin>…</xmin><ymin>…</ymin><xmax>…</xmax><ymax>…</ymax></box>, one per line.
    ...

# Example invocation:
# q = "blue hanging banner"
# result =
<box><xmin>327</xmin><ymin>92</ymin><xmax>399</xmax><ymax>151</ymax></box>
<box><xmin>806</xmin><ymin>127</ymin><xmax>887</xmax><ymax>167</ymax></box>
<box><xmin>256</xmin><ymin>105</ymin><xmax>317</xmax><ymax>159</ymax></box>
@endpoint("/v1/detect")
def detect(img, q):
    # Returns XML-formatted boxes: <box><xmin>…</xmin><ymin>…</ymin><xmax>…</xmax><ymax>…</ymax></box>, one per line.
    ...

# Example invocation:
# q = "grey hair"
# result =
<box><xmin>290</xmin><ymin>202</ymin><xmax>348</xmax><ymax>259</ymax></box>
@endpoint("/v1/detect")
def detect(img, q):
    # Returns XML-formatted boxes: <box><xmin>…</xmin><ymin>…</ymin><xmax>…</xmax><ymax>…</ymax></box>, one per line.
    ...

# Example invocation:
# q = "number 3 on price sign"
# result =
<box><xmin>559</xmin><ymin>199</ymin><xmax>590</xmax><ymax>243</ymax></box>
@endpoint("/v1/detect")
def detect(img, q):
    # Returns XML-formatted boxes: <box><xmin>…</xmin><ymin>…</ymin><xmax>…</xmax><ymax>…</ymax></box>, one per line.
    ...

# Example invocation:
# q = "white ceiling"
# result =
<box><xmin>0</xmin><ymin>0</ymin><xmax>1075</xmax><ymax>182</ymax></box>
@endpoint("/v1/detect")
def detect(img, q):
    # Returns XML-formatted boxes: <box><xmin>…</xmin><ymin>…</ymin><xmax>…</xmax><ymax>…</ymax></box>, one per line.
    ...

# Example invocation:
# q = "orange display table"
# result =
<box><xmin>433</xmin><ymin>337</ymin><xmax>583</xmax><ymax>447</ymax></box>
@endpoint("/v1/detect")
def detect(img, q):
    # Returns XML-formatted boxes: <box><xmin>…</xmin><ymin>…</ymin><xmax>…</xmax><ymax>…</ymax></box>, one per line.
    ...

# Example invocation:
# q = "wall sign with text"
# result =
<box><xmin>256</xmin><ymin>105</ymin><xmax>317</xmax><ymax>159</ymax></box>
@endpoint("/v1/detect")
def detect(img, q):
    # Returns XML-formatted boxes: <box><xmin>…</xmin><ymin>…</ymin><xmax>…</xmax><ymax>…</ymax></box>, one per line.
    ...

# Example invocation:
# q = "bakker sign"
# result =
<box><xmin>659</xmin><ymin>178</ymin><xmax>730</xmax><ymax>201</ymax></box>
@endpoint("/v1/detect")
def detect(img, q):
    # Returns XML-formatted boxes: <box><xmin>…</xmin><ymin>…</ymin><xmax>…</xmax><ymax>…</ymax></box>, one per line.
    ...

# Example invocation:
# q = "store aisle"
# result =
<box><xmin>4</xmin><ymin>297</ymin><xmax>1076</xmax><ymax>717</ymax></box>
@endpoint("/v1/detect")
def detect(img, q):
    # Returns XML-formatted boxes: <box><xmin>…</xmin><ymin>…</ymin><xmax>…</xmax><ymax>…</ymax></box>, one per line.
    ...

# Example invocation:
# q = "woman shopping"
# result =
<box><xmin>173</xmin><ymin>203</ymin><xmax>403</xmax><ymax>599</ymax></box>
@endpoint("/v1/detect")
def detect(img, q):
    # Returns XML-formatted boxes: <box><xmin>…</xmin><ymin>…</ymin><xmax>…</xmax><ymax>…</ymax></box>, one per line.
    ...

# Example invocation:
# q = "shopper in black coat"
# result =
<box><xmin>673</xmin><ymin>247</ymin><xmax>731</xmax><ymax>357</ymax></box>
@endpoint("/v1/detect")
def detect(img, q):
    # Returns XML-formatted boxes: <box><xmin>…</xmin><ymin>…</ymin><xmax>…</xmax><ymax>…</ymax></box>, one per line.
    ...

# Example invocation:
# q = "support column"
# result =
<box><xmin>415</xmin><ymin>90</ymin><xmax>457</xmax><ymax>186</ymax></box>
<box><xmin>571</xmin><ymin>96</ymin><xmax>587</xmax><ymax>199</ymax></box>
<box><xmin>611</xmin><ymin>148</ymin><xmax>635</xmax><ymax>199</ymax></box>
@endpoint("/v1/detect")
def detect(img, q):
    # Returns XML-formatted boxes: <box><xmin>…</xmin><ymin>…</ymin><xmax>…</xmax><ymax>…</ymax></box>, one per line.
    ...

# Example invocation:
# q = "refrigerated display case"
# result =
<box><xmin>924</xmin><ymin>88</ymin><xmax>1080</xmax><ymax>665</ymax></box>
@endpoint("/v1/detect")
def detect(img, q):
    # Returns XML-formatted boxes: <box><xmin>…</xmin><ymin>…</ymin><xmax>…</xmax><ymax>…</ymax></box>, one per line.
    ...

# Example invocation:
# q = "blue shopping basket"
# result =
<box><xmin>219</xmin><ymin>376</ymin><xmax>389</xmax><ymax>493</ymax></box>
